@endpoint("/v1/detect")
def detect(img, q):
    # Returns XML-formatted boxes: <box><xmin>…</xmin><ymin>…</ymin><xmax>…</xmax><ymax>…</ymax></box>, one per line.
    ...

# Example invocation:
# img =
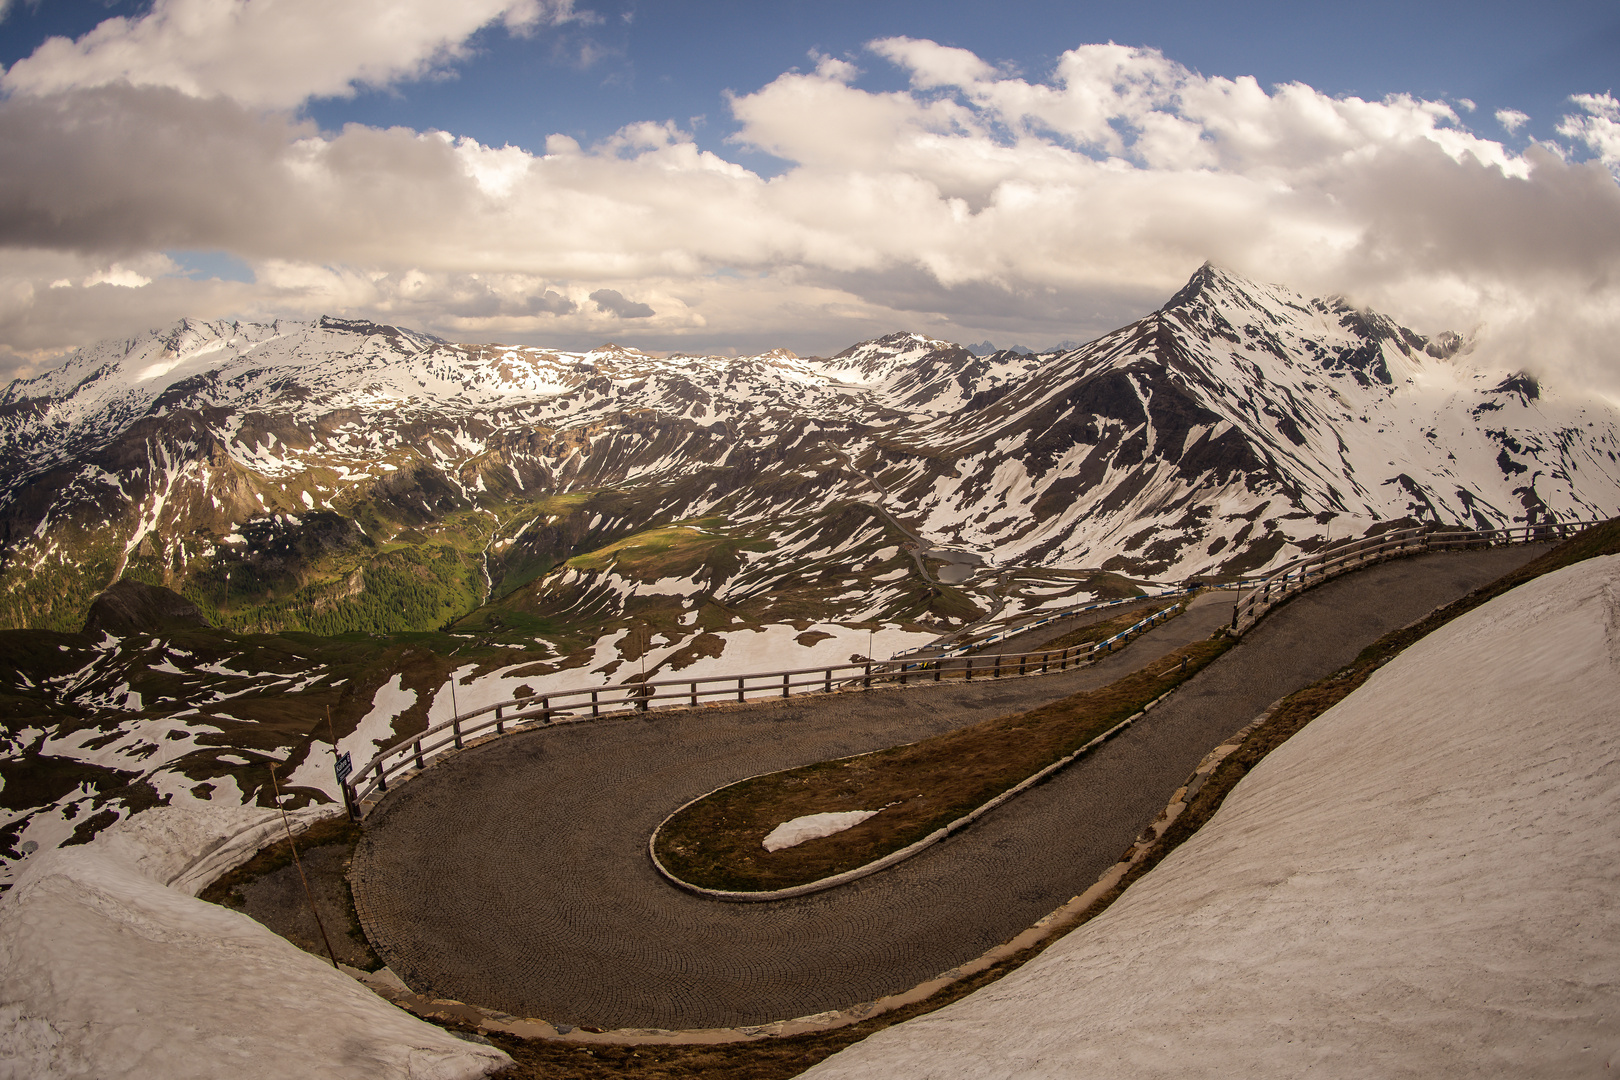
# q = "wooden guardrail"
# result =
<box><xmin>1229</xmin><ymin>518</ymin><xmax>1601</xmax><ymax>635</ymax></box>
<box><xmin>343</xmin><ymin>516</ymin><xmax>1604</xmax><ymax>813</ymax></box>
<box><xmin>343</xmin><ymin>600</ymin><xmax>1187</xmax><ymax>811</ymax></box>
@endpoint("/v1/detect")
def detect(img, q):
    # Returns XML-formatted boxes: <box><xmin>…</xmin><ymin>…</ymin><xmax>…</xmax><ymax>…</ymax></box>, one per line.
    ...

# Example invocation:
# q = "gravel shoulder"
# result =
<box><xmin>350</xmin><ymin>546</ymin><xmax>1546</xmax><ymax>1031</ymax></box>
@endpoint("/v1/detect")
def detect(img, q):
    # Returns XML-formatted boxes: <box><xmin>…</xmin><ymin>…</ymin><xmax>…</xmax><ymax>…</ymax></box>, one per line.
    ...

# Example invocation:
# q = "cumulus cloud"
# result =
<box><xmin>0</xmin><ymin>36</ymin><xmax>1618</xmax><ymax>399</ymax></box>
<box><xmin>1496</xmin><ymin>108</ymin><xmax>1530</xmax><ymax>134</ymax></box>
<box><xmin>0</xmin><ymin>0</ymin><xmax>588</xmax><ymax>108</ymax></box>
<box><xmin>1558</xmin><ymin>93</ymin><xmax>1620</xmax><ymax>170</ymax></box>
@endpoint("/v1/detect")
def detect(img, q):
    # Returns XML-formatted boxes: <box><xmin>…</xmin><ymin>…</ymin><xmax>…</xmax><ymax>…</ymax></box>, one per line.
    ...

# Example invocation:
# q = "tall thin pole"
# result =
<box><xmin>326</xmin><ymin>706</ymin><xmax>353</xmax><ymax>820</ymax></box>
<box><xmin>267</xmin><ymin>766</ymin><xmax>339</xmax><ymax>969</ymax></box>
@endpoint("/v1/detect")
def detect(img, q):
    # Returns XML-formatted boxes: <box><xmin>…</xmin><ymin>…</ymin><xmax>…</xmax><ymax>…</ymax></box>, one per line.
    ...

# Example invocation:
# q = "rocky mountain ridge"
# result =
<box><xmin>1</xmin><ymin>263</ymin><xmax>1616</xmax><ymax>642</ymax></box>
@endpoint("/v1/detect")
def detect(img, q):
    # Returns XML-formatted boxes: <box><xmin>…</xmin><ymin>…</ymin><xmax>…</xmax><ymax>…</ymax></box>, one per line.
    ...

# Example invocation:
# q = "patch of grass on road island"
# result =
<box><xmin>654</xmin><ymin>636</ymin><xmax>1232</xmax><ymax>893</ymax></box>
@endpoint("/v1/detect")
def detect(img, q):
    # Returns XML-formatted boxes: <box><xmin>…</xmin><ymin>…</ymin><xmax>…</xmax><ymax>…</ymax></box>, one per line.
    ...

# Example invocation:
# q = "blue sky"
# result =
<box><xmin>5</xmin><ymin>1</ymin><xmax>1612</xmax><ymax>162</ymax></box>
<box><xmin>0</xmin><ymin>0</ymin><xmax>1617</xmax><ymax>389</ymax></box>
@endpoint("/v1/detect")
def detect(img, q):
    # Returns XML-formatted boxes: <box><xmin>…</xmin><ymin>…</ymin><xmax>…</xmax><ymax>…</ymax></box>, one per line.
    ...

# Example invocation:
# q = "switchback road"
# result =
<box><xmin>351</xmin><ymin>546</ymin><xmax>1544</xmax><ymax>1031</ymax></box>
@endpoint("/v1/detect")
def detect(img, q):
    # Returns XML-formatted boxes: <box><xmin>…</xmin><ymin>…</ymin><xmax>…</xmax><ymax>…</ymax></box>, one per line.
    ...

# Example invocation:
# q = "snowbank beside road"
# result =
<box><xmin>0</xmin><ymin>805</ymin><xmax>509</xmax><ymax>1080</ymax></box>
<box><xmin>805</xmin><ymin>554</ymin><xmax>1620</xmax><ymax>1078</ymax></box>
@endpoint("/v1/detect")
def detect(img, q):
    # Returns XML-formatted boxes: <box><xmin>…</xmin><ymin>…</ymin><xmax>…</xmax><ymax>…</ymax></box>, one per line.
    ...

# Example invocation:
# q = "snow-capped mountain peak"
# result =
<box><xmin>1</xmin><ymin>265</ymin><xmax>1616</xmax><ymax>639</ymax></box>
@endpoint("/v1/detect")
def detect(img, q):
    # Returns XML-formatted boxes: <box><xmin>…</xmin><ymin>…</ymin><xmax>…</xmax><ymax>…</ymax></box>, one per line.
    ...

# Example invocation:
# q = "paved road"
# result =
<box><xmin>351</xmin><ymin>546</ymin><xmax>1545</xmax><ymax>1031</ymax></box>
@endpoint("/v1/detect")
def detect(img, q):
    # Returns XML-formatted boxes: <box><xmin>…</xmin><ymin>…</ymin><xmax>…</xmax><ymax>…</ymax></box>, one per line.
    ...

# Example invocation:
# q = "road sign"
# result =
<box><xmin>334</xmin><ymin>751</ymin><xmax>353</xmax><ymax>785</ymax></box>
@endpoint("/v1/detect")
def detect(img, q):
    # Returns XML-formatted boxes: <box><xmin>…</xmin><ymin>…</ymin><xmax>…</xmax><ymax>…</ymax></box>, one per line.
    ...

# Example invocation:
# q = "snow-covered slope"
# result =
<box><xmin>868</xmin><ymin>264</ymin><xmax>1620</xmax><ymax>573</ymax></box>
<box><xmin>802</xmin><ymin>553</ymin><xmax>1620</xmax><ymax>1079</ymax></box>
<box><xmin>0</xmin><ymin>805</ymin><xmax>509</xmax><ymax>1079</ymax></box>
<box><xmin>1</xmin><ymin>266</ymin><xmax>1616</xmax><ymax>639</ymax></box>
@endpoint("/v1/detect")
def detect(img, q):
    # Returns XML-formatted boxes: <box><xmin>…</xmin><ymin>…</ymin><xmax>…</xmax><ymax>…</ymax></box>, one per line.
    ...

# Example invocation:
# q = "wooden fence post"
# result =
<box><xmin>590</xmin><ymin>690</ymin><xmax>599</xmax><ymax>717</ymax></box>
<box><xmin>414</xmin><ymin>740</ymin><xmax>424</xmax><ymax>770</ymax></box>
<box><xmin>453</xmin><ymin>715</ymin><xmax>462</xmax><ymax>750</ymax></box>
<box><xmin>495</xmin><ymin>704</ymin><xmax>504</xmax><ymax>735</ymax></box>
<box><xmin>863</xmin><ymin>663</ymin><xmax>871</xmax><ymax>689</ymax></box>
<box><xmin>690</xmin><ymin>681</ymin><xmax>698</xmax><ymax>707</ymax></box>
<box><xmin>541</xmin><ymin>695</ymin><xmax>552</xmax><ymax>723</ymax></box>
<box><xmin>781</xmin><ymin>673</ymin><xmax>790</xmax><ymax>698</ymax></box>
<box><xmin>737</xmin><ymin>676</ymin><xmax>746</xmax><ymax>703</ymax></box>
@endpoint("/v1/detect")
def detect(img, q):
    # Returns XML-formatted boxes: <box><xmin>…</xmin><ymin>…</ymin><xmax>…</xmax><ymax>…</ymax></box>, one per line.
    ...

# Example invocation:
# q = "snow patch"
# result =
<box><xmin>763</xmin><ymin>810</ymin><xmax>882</xmax><ymax>852</ymax></box>
<box><xmin>0</xmin><ymin>806</ymin><xmax>508</xmax><ymax>1079</ymax></box>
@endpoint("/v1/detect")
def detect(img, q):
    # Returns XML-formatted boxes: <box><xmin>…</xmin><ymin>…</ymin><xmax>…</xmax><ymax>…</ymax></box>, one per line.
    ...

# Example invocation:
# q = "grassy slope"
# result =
<box><xmin>0</xmin><ymin>621</ymin><xmax>557</xmax><ymax>859</ymax></box>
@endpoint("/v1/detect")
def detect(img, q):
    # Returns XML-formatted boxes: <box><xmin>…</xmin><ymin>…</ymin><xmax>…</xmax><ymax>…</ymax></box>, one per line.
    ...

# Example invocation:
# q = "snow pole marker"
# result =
<box><xmin>267</xmin><ymin>764</ymin><xmax>339</xmax><ymax>969</ymax></box>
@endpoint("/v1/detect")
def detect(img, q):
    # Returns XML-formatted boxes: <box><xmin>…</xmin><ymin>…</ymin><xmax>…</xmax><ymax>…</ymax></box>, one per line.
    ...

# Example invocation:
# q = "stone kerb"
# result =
<box><xmin>647</xmin><ymin>689</ymin><xmax>1179</xmax><ymax>902</ymax></box>
<box><xmin>356</xmin><ymin>690</ymin><xmax>1271</xmax><ymax>1048</ymax></box>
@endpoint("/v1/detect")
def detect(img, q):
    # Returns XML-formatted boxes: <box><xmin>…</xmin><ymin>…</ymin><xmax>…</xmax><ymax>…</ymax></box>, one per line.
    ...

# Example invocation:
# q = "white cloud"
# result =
<box><xmin>1558</xmin><ymin>93</ymin><xmax>1620</xmax><ymax>170</ymax></box>
<box><xmin>0</xmin><ymin>0</ymin><xmax>587</xmax><ymax>109</ymax></box>
<box><xmin>0</xmin><ymin>39</ymin><xmax>1618</xmax><ymax>400</ymax></box>
<box><xmin>1497</xmin><ymin>108</ymin><xmax>1530</xmax><ymax>134</ymax></box>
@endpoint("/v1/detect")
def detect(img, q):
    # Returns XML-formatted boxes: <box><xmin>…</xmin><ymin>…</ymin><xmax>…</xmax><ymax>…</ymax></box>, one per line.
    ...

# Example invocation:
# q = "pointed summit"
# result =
<box><xmin>1160</xmin><ymin>261</ymin><xmax>1225</xmax><ymax>312</ymax></box>
<box><xmin>1157</xmin><ymin>261</ymin><xmax>1288</xmax><ymax>318</ymax></box>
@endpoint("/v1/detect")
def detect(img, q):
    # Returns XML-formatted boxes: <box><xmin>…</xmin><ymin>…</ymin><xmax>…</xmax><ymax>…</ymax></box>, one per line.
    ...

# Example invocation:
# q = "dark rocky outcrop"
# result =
<box><xmin>82</xmin><ymin>580</ymin><xmax>211</xmax><ymax>636</ymax></box>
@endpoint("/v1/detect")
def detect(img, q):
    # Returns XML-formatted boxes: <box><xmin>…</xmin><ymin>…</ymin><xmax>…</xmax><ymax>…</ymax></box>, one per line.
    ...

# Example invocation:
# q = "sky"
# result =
<box><xmin>0</xmin><ymin>0</ymin><xmax>1617</xmax><ymax>392</ymax></box>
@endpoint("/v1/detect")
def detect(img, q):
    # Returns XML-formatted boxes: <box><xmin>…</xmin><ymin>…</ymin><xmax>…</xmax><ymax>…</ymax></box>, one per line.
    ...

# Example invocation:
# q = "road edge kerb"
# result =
<box><xmin>647</xmin><ymin>687</ymin><xmax>1182</xmax><ymax>902</ymax></box>
<box><xmin>353</xmin><ymin>693</ymin><xmax>1279</xmax><ymax>1047</ymax></box>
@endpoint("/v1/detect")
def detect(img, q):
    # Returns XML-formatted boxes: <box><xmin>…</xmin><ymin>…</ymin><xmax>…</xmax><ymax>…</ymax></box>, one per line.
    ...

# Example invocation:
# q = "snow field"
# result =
<box><xmin>0</xmin><ymin>804</ymin><xmax>509</xmax><ymax>1079</ymax></box>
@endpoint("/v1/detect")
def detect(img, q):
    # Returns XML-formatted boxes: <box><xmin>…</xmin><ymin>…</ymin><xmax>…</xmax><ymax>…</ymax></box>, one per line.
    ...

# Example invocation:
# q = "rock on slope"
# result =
<box><xmin>802</xmin><ymin>553</ymin><xmax>1620</xmax><ymax>1079</ymax></box>
<box><xmin>80</xmin><ymin>580</ymin><xmax>211</xmax><ymax>636</ymax></box>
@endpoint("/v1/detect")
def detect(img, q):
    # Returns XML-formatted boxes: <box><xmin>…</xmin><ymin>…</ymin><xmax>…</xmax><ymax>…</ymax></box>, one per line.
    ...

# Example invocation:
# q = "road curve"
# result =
<box><xmin>351</xmin><ymin>546</ymin><xmax>1545</xmax><ymax>1031</ymax></box>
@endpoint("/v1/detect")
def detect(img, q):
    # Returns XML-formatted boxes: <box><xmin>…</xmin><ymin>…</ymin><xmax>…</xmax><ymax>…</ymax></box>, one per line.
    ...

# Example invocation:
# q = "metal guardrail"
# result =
<box><xmin>343</xmin><ymin>600</ymin><xmax>1187</xmax><ymax>811</ymax></box>
<box><xmin>1229</xmin><ymin>519</ymin><xmax>1601</xmax><ymax>635</ymax></box>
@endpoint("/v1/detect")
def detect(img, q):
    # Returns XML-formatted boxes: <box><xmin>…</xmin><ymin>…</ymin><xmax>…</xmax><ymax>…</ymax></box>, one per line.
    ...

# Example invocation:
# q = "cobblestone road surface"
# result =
<box><xmin>351</xmin><ymin>547</ymin><xmax>1544</xmax><ymax>1031</ymax></box>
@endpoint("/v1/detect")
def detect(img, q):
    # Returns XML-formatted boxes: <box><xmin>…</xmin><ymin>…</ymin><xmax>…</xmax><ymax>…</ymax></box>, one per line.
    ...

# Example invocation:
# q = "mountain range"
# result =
<box><xmin>2</xmin><ymin>262</ymin><xmax>1614</xmax><ymax>645</ymax></box>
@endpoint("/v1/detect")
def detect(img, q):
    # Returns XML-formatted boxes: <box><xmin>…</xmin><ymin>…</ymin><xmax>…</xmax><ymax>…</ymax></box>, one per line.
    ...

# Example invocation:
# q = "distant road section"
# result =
<box><xmin>352</xmin><ymin>546</ymin><xmax>1546</xmax><ymax>1031</ymax></box>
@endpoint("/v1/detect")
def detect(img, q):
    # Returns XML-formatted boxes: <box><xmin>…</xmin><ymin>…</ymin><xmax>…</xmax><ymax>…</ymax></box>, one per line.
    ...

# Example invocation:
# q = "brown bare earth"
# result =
<box><xmin>1034</xmin><ymin>599</ymin><xmax>1183</xmax><ymax>651</ymax></box>
<box><xmin>655</xmin><ymin>636</ymin><xmax>1230</xmax><ymax>892</ymax></box>
<box><xmin>200</xmin><ymin>815</ymin><xmax>381</xmax><ymax>971</ymax></box>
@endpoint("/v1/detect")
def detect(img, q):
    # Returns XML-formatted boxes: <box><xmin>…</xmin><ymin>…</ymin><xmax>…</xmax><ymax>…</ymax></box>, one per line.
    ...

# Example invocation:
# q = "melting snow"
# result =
<box><xmin>0</xmin><ymin>805</ymin><xmax>509</xmax><ymax>1078</ymax></box>
<box><xmin>763</xmin><ymin>810</ymin><xmax>882</xmax><ymax>852</ymax></box>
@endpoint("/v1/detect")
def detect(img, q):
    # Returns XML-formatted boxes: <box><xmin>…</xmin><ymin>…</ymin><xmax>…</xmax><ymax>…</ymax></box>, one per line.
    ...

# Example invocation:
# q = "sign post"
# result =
<box><xmin>334</xmin><ymin>751</ymin><xmax>355</xmax><ymax>821</ymax></box>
